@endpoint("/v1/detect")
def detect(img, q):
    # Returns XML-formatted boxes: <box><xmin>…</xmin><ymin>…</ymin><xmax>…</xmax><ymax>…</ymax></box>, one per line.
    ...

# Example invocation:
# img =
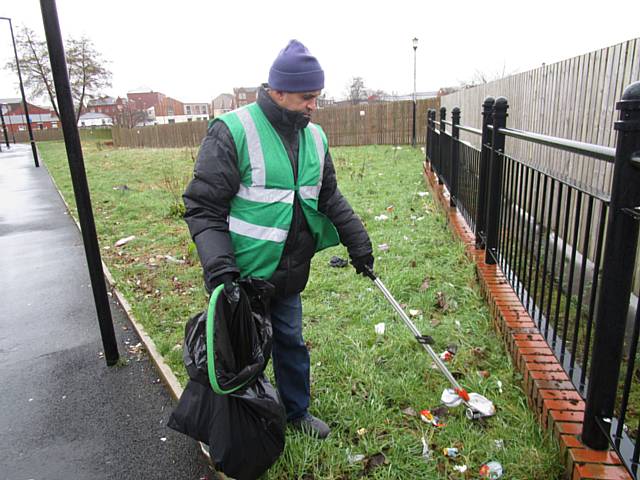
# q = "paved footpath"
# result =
<box><xmin>0</xmin><ymin>144</ymin><xmax>212</xmax><ymax>480</ymax></box>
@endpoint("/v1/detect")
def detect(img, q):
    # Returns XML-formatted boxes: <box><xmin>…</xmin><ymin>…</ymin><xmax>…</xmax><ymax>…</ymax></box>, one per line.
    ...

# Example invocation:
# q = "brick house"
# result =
<box><xmin>126</xmin><ymin>87</ymin><xmax>185</xmax><ymax>125</ymax></box>
<box><xmin>0</xmin><ymin>98</ymin><xmax>59</xmax><ymax>133</ymax></box>
<box><xmin>233</xmin><ymin>87</ymin><xmax>258</xmax><ymax>108</ymax></box>
<box><xmin>211</xmin><ymin>93</ymin><xmax>235</xmax><ymax>117</ymax></box>
<box><xmin>86</xmin><ymin>96</ymin><xmax>129</xmax><ymax>126</ymax></box>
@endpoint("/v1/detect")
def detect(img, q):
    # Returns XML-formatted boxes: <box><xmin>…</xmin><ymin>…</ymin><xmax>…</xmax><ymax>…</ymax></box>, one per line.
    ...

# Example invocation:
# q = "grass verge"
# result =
<box><xmin>39</xmin><ymin>141</ymin><xmax>562</xmax><ymax>479</ymax></box>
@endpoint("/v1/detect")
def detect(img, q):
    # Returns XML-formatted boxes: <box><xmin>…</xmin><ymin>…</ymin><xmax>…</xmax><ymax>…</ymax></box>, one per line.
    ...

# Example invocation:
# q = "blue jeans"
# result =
<box><xmin>270</xmin><ymin>294</ymin><xmax>309</xmax><ymax>421</ymax></box>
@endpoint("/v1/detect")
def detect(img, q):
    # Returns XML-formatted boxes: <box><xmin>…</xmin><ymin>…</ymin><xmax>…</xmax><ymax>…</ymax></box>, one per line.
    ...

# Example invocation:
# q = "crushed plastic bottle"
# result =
<box><xmin>479</xmin><ymin>461</ymin><xmax>503</xmax><ymax>479</ymax></box>
<box><xmin>442</xmin><ymin>447</ymin><xmax>459</xmax><ymax>458</ymax></box>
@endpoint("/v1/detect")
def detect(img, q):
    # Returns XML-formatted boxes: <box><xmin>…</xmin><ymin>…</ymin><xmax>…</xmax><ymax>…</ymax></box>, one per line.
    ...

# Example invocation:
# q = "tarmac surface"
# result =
<box><xmin>0</xmin><ymin>144</ymin><xmax>212</xmax><ymax>479</ymax></box>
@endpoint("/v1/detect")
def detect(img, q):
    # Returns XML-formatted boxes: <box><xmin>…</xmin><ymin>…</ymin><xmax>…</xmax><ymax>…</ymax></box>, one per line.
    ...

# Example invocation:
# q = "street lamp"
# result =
<box><xmin>412</xmin><ymin>37</ymin><xmax>418</xmax><ymax>147</ymax></box>
<box><xmin>0</xmin><ymin>16</ymin><xmax>39</xmax><ymax>166</ymax></box>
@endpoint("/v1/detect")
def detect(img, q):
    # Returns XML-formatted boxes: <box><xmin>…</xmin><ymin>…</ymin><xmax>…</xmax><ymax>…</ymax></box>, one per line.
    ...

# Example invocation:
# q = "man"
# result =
<box><xmin>183</xmin><ymin>39</ymin><xmax>373</xmax><ymax>439</ymax></box>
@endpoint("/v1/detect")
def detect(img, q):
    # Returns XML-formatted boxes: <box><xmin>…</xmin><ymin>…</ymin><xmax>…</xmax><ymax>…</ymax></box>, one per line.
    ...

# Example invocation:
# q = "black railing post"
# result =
<box><xmin>428</xmin><ymin>109</ymin><xmax>436</xmax><ymax>172</ymax></box>
<box><xmin>426</xmin><ymin>108</ymin><xmax>432</xmax><ymax>167</ymax></box>
<box><xmin>438</xmin><ymin>107</ymin><xmax>446</xmax><ymax>185</ymax></box>
<box><xmin>475</xmin><ymin>97</ymin><xmax>495</xmax><ymax>248</ymax></box>
<box><xmin>450</xmin><ymin>107</ymin><xmax>460</xmax><ymax>207</ymax></box>
<box><xmin>582</xmin><ymin>81</ymin><xmax>640</xmax><ymax>450</ymax></box>
<box><xmin>484</xmin><ymin>97</ymin><xmax>509</xmax><ymax>265</ymax></box>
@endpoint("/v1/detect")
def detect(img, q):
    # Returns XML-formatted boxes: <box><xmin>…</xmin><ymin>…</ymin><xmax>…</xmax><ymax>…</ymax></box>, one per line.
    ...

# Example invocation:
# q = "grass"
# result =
<box><xmin>39</xmin><ymin>141</ymin><xmax>563</xmax><ymax>479</ymax></box>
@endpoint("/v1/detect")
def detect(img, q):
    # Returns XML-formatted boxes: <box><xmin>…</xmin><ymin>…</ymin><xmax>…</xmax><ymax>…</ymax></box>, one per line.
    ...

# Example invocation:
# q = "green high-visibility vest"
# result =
<box><xmin>216</xmin><ymin>103</ymin><xmax>339</xmax><ymax>279</ymax></box>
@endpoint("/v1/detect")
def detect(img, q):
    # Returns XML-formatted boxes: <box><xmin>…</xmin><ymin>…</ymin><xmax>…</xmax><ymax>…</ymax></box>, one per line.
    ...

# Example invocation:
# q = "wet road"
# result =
<box><xmin>0</xmin><ymin>144</ymin><xmax>212</xmax><ymax>480</ymax></box>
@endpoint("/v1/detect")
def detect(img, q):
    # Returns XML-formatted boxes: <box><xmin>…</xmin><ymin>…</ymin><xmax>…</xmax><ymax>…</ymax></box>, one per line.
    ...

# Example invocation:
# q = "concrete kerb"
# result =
<box><xmin>39</xmin><ymin>150</ymin><xmax>217</xmax><ymax>465</ymax></box>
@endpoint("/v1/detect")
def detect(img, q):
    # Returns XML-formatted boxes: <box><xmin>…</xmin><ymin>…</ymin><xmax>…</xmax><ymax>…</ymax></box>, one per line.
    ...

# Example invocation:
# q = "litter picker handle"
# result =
<box><xmin>367</xmin><ymin>269</ymin><xmax>463</xmax><ymax>391</ymax></box>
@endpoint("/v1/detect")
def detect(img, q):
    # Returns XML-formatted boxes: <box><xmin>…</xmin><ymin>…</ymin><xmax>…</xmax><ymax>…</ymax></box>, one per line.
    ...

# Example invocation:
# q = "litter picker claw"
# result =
<box><xmin>363</xmin><ymin>266</ymin><xmax>495</xmax><ymax>420</ymax></box>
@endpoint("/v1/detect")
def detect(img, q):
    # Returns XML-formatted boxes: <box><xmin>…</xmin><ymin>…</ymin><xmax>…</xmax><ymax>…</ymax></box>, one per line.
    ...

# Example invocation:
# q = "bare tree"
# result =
<box><xmin>66</xmin><ymin>36</ymin><xmax>112</xmax><ymax>121</ymax></box>
<box><xmin>5</xmin><ymin>27</ymin><xmax>112</xmax><ymax>121</ymax></box>
<box><xmin>458</xmin><ymin>64</ymin><xmax>518</xmax><ymax>89</ymax></box>
<box><xmin>5</xmin><ymin>27</ymin><xmax>59</xmax><ymax>117</ymax></box>
<box><xmin>346</xmin><ymin>76</ymin><xmax>367</xmax><ymax>104</ymax></box>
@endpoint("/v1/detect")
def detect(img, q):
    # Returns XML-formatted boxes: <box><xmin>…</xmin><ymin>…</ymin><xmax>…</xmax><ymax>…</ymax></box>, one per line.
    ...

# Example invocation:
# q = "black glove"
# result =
<box><xmin>351</xmin><ymin>253</ymin><xmax>374</xmax><ymax>277</ymax></box>
<box><xmin>209</xmin><ymin>273</ymin><xmax>240</xmax><ymax>305</ymax></box>
<box><xmin>208</xmin><ymin>272</ymin><xmax>236</xmax><ymax>292</ymax></box>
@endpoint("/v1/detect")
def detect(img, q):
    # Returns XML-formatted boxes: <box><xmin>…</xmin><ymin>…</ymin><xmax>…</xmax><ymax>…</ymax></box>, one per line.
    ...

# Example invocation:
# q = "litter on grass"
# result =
<box><xmin>374</xmin><ymin>322</ymin><xmax>386</xmax><ymax>335</ymax></box>
<box><xmin>453</xmin><ymin>465</ymin><xmax>468</xmax><ymax>473</ymax></box>
<box><xmin>114</xmin><ymin>235</ymin><xmax>135</xmax><ymax>247</ymax></box>
<box><xmin>479</xmin><ymin>461</ymin><xmax>503</xmax><ymax>478</ymax></box>
<box><xmin>329</xmin><ymin>256</ymin><xmax>348</xmax><ymax>268</ymax></box>
<box><xmin>420</xmin><ymin>409</ymin><xmax>446</xmax><ymax>427</ymax></box>
<box><xmin>378</xmin><ymin>243</ymin><xmax>390</xmax><ymax>252</ymax></box>
<box><xmin>439</xmin><ymin>350</ymin><xmax>454</xmax><ymax>362</ymax></box>
<box><xmin>418</xmin><ymin>191</ymin><xmax>429</xmax><ymax>197</ymax></box>
<box><xmin>347</xmin><ymin>452</ymin><xmax>366</xmax><ymax>464</ymax></box>
<box><xmin>442</xmin><ymin>447</ymin><xmax>459</xmax><ymax>458</ymax></box>
<box><xmin>441</xmin><ymin>388</ymin><xmax>496</xmax><ymax>417</ymax></box>
<box><xmin>401</xmin><ymin>406</ymin><xmax>417</xmax><ymax>417</ymax></box>
<box><xmin>421</xmin><ymin>436</ymin><xmax>432</xmax><ymax>462</ymax></box>
<box><xmin>374</xmin><ymin>214</ymin><xmax>389</xmax><ymax>221</ymax></box>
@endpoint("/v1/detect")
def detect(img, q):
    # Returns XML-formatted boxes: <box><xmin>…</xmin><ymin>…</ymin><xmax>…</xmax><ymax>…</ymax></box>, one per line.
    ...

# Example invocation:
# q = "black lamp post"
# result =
<box><xmin>39</xmin><ymin>0</ymin><xmax>120</xmax><ymax>366</ymax></box>
<box><xmin>412</xmin><ymin>37</ymin><xmax>418</xmax><ymax>147</ymax></box>
<box><xmin>0</xmin><ymin>16</ymin><xmax>39</xmax><ymax>167</ymax></box>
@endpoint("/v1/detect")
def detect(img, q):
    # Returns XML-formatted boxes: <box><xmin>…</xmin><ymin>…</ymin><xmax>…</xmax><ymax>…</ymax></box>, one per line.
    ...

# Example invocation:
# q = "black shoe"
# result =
<box><xmin>289</xmin><ymin>413</ymin><xmax>331</xmax><ymax>439</ymax></box>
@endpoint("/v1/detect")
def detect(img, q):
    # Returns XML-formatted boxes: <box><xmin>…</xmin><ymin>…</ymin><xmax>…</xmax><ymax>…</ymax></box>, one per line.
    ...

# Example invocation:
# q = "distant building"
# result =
<box><xmin>78</xmin><ymin>112</ymin><xmax>113</xmax><ymax>128</ymax></box>
<box><xmin>125</xmin><ymin>87</ymin><xmax>209</xmax><ymax>126</ymax></box>
<box><xmin>183</xmin><ymin>102</ymin><xmax>210</xmax><ymax>122</ymax></box>
<box><xmin>87</xmin><ymin>96</ymin><xmax>129</xmax><ymax>126</ymax></box>
<box><xmin>0</xmin><ymin>98</ymin><xmax>58</xmax><ymax>133</ymax></box>
<box><xmin>233</xmin><ymin>87</ymin><xmax>258</xmax><ymax>108</ymax></box>
<box><xmin>211</xmin><ymin>93</ymin><xmax>235</xmax><ymax>117</ymax></box>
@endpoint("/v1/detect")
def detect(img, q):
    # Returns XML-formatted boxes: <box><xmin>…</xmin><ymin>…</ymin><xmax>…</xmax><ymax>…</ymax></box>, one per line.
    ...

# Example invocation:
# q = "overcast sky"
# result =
<box><xmin>1</xmin><ymin>0</ymin><xmax>638</xmax><ymax>106</ymax></box>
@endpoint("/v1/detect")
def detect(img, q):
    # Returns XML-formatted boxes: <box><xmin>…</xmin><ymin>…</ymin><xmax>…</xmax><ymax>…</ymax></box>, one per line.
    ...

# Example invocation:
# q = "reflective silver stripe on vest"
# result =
<box><xmin>237</xmin><ymin>184</ymin><xmax>295</xmax><ymax>204</ymax></box>
<box><xmin>308</xmin><ymin>123</ymin><xmax>325</xmax><ymax>174</ymax></box>
<box><xmin>299</xmin><ymin>185</ymin><xmax>321</xmax><ymax>200</ymax></box>
<box><xmin>236</xmin><ymin>108</ymin><xmax>265</xmax><ymax>186</ymax></box>
<box><xmin>229</xmin><ymin>216</ymin><xmax>289</xmax><ymax>242</ymax></box>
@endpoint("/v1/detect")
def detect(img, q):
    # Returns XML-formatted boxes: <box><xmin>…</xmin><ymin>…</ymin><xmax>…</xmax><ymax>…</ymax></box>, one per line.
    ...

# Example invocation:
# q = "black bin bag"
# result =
<box><xmin>168</xmin><ymin>278</ymin><xmax>286</xmax><ymax>480</ymax></box>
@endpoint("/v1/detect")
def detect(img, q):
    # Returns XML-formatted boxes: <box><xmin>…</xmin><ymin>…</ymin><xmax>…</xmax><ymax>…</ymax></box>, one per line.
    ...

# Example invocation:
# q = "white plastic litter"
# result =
<box><xmin>374</xmin><ymin>214</ymin><xmax>389</xmax><ymax>221</ymax></box>
<box><xmin>454</xmin><ymin>465</ymin><xmax>468</xmax><ymax>473</ymax></box>
<box><xmin>440</xmin><ymin>388</ymin><xmax>496</xmax><ymax>417</ymax></box>
<box><xmin>114</xmin><ymin>235</ymin><xmax>135</xmax><ymax>247</ymax></box>
<box><xmin>480</xmin><ymin>461</ymin><xmax>503</xmax><ymax>478</ymax></box>
<box><xmin>374</xmin><ymin>322</ymin><xmax>386</xmax><ymax>335</ymax></box>
<box><xmin>347</xmin><ymin>452</ymin><xmax>366</xmax><ymax>464</ymax></box>
<box><xmin>421</xmin><ymin>436</ymin><xmax>432</xmax><ymax>462</ymax></box>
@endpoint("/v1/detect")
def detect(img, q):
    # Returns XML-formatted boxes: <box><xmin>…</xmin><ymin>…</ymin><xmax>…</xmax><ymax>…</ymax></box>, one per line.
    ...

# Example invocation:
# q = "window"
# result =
<box><xmin>168</xmin><ymin>118</ymin><xmax>175</xmax><ymax>124</ymax></box>
<box><xmin>239</xmin><ymin>92</ymin><xmax>246</xmax><ymax>100</ymax></box>
<box><xmin>186</xmin><ymin>106</ymin><xmax>191</xmax><ymax>114</ymax></box>
<box><xmin>187</xmin><ymin>118</ymin><xmax>192</xmax><ymax>122</ymax></box>
<box><xmin>81</xmin><ymin>121</ymin><xmax>86</xmax><ymax>127</ymax></box>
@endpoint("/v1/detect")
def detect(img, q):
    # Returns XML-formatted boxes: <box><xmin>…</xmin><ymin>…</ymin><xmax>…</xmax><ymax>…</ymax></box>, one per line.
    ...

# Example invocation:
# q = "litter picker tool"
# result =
<box><xmin>364</xmin><ymin>266</ymin><xmax>495</xmax><ymax>420</ymax></box>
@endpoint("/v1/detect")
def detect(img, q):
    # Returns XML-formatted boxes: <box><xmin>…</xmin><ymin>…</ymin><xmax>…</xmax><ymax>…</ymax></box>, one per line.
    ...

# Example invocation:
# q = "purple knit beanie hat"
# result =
<box><xmin>268</xmin><ymin>40</ymin><xmax>324</xmax><ymax>92</ymax></box>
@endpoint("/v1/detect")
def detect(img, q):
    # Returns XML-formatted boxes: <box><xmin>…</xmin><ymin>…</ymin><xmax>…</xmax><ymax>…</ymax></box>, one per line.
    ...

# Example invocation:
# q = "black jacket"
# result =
<box><xmin>183</xmin><ymin>87</ymin><xmax>372</xmax><ymax>297</ymax></box>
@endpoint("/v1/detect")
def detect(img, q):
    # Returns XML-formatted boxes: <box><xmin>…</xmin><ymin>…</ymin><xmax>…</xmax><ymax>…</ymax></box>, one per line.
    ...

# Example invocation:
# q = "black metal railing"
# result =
<box><xmin>425</xmin><ymin>82</ymin><xmax>640</xmax><ymax>478</ymax></box>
